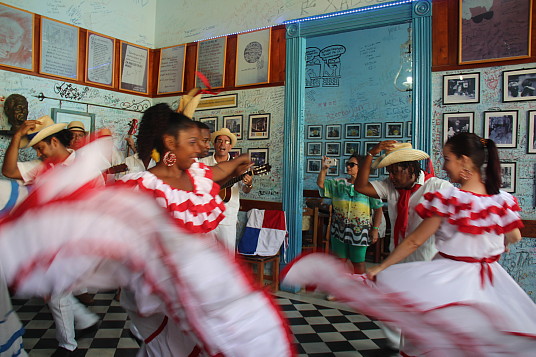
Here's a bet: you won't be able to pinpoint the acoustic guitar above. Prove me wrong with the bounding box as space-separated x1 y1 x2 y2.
219 164 271 203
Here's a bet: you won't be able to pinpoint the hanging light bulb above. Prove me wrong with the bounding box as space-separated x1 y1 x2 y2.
394 26 412 92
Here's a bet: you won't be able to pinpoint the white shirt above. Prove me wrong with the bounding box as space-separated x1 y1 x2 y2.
17 149 77 185
371 171 452 262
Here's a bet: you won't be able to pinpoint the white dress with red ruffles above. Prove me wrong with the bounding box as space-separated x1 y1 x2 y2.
118 162 225 234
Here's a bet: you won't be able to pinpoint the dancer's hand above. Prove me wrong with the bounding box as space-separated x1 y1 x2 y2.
366 265 383 281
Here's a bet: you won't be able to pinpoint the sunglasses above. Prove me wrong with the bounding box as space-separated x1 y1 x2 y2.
345 162 358 168
471 11 493 24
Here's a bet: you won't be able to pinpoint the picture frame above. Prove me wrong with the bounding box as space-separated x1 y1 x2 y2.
326 124 341 140
223 115 243 140
306 158 321 173
499 163 516 193
199 117 218 133
325 142 341 157
327 164 339 176
198 94 237 111
0 3 34 71
307 142 322 156
385 122 404 138
86 31 115 87
248 113 270 140
528 111 536 154
406 121 412 137
369 168 380 178
443 112 474 143
307 125 323 139
51 108 95 133
344 141 360 156
120 41 149 94
365 123 382 138
157 44 186 94
236 28 271 86
196 36 226 88
248 148 269 166
365 141 379 154
443 73 480 104
40 17 79 80
483 110 517 148
229 148 242 160
345 123 361 139
502 68 536 102
459 0 531 64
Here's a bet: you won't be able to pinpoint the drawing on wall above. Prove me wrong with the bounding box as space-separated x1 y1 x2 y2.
236 29 270 86
503 68 536 102
483 110 517 148
443 73 480 104
443 112 474 143
223 115 243 139
305 45 346 88
0 4 33 71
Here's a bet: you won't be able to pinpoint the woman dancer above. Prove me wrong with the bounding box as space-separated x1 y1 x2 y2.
284 133 536 356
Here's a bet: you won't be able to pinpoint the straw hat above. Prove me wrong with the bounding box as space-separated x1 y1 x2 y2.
371 142 429 169
210 128 237 147
177 88 202 119
19 116 67 148
67 120 86 132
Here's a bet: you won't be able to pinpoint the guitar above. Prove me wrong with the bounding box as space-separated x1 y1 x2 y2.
104 119 139 175
219 164 271 203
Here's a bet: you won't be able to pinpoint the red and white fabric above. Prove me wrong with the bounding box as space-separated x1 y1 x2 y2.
238 209 287 257
283 187 536 356
117 162 226 234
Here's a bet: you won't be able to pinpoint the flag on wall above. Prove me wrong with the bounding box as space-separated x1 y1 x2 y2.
238 209 287 256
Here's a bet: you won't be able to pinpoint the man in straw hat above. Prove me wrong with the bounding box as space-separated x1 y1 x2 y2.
354 140 451 350
2 116 101 356
67 120 88 150
200 127 253 252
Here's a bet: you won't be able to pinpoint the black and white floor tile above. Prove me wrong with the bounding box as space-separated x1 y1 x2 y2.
11 290 397 356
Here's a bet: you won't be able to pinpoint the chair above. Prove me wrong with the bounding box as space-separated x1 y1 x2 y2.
237 209 287 292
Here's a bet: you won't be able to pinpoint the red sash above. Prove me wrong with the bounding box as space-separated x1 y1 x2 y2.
439 252 501 288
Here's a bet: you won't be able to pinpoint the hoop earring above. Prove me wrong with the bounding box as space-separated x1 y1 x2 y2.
162 151 177 167
460 167 473 181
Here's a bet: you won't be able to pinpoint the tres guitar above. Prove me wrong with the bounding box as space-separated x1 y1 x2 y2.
219 164 271 203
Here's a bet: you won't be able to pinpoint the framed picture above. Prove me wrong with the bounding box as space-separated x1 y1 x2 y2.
528 111 536 154
120 41 149 94
325 142 341 157
198 94 237 111
365 141 379 154
443 112 474 142
40 17 79 80
199 117 218 132
229 148 242 160
326 124 341 139
406 121 412 137
307 142 322 156
51 108 95 133
483 111 517 148
248 113 270 139
381 167 388 176
459 0 531 64
344 142 360 156
196 37 226 88
327 165 339 176
306 159 321 173
157 44 186 94
248 148 269 166
365 123 382 138
443 73 480 104
236 28 270 86
500 163 516 193
345 124 361 139
385 122 404 138
369 168 380 178
0 3 34 71
223 115 243 139
86 31 115 87
307 125 323 139
502 68 536 102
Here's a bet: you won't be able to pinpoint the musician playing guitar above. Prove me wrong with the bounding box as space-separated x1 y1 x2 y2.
200 128 252 253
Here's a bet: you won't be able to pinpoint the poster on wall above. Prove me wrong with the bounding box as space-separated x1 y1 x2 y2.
120 41 149 94
459 0 531 64
0 3 34 71
236 28 270 86
158 44 186 94
86 32 115 87
40 17 79 80
196 37 226 88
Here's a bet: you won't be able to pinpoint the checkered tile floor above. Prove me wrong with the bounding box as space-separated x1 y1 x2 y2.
11 290 397 356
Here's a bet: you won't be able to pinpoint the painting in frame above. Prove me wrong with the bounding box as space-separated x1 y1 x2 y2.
307 142 322 156
236 28 270 86
306 158 321 173
157 44 186 94
40 17 79 80
385 122 404 138
443 112 474 143
196 36 226 88
406 121 412 137
199 117 217 133
365 141 379 154
327 164 339 176
528 111 536 154
223 115 243 140
443 73 480 104
248 148 269 166
503 68 536 102
229 148 242 160
248 113 270 140
325 142 341 157
326 124 341 140
483 110 517 148
345 123 361 139
0 3 34 71
459 0 532 64
120 41 149 94
307 125 322 139
344 142 360 156
499 162 516 193
365 123 381 138
86 31 115 87
51 108 95 133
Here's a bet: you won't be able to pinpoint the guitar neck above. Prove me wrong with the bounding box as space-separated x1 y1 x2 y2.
220 171 250 190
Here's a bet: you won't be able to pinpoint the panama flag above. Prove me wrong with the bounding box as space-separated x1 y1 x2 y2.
238 209 287 256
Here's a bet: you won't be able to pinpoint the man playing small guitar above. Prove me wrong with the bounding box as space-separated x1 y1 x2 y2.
200 128 252 253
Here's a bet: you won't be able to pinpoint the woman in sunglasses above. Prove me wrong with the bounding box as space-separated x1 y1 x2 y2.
317 154 383 274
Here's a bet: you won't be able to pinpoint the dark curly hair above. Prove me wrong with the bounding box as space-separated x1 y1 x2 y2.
41 129 73 148
387 161 422 178
136 103 196 163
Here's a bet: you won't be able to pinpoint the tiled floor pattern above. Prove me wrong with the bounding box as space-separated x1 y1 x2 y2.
12 290 397 357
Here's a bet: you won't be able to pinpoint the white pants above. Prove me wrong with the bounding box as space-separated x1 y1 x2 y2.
48 294 99 351
212 223 237 253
